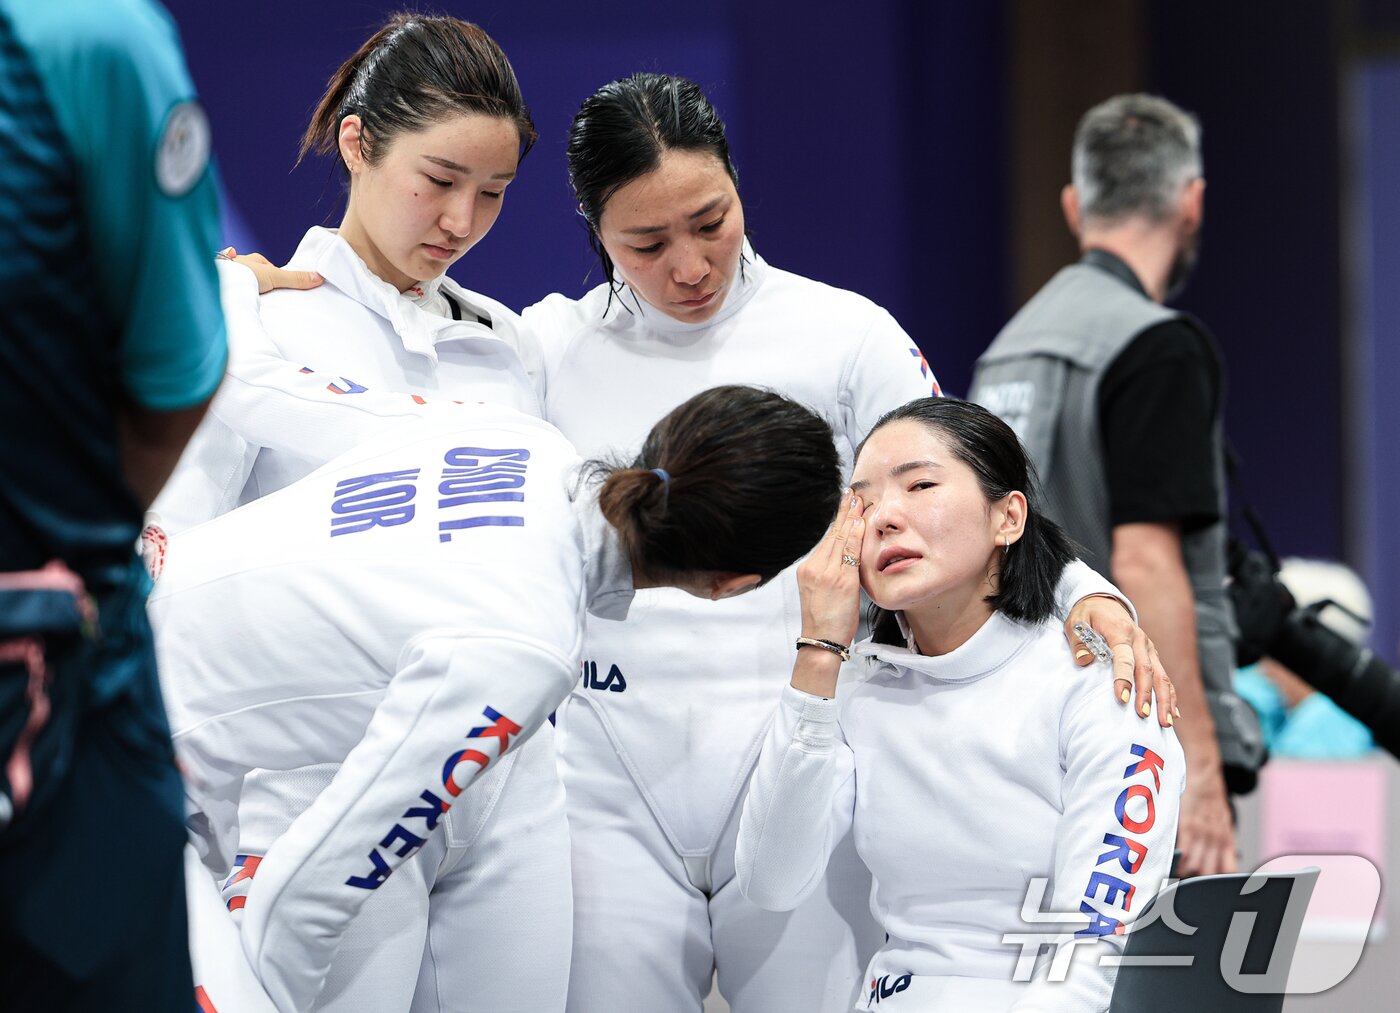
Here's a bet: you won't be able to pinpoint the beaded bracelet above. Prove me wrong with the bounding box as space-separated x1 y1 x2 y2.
795 636 851 663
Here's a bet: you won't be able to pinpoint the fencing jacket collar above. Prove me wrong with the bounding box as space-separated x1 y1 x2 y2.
853 610 1032 684
576 489 635 621
609 239 767 335
289 227 501 366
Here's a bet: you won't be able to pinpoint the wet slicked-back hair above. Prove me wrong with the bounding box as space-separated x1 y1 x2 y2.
567 72 738 286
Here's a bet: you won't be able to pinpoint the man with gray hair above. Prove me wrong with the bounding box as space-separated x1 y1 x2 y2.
970 93 1264 877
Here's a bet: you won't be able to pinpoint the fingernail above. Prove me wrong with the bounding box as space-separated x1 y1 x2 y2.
1119 687 1130 704
1165 713 1174 726
850 495 859 509
1140 702 1151 717
1173 706 1182 718
1075 649 1090 661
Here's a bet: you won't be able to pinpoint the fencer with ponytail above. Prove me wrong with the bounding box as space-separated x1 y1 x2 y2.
594 385 842 584
298 13 536 174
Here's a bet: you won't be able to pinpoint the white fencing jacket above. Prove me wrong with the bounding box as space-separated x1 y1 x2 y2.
524 246 944 857
154 227 543 532
736 611 1185 1012
148 406 632 1012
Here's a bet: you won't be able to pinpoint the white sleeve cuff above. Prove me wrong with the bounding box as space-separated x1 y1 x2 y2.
781 684 840 749
1056 558 1137 623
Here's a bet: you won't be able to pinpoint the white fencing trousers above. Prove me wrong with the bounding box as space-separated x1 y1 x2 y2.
558 698 880 1013
223 725 571 1013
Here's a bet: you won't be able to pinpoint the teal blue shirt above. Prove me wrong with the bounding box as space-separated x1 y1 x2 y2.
1234 664 1374 759
0 0 225 580
3 0 226 409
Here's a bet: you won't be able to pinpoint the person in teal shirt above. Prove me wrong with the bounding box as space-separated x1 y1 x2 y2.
0 1 226 1007
1234 557 1375 759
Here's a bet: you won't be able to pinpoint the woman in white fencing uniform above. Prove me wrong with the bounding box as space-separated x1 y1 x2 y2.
525 73 1171 1013
737 398 1182 1011
147 16 560 1012
155 13 543 531
152 386 843 1013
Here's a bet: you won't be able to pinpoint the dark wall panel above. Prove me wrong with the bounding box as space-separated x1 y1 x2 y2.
1147 0 1344 561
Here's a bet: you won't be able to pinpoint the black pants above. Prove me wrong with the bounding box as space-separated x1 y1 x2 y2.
0 647 193 1011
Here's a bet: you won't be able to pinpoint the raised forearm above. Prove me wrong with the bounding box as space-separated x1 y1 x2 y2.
790 647 844 699
1110 523 1220 772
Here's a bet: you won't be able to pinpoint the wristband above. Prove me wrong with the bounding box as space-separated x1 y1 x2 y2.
795 637 851 663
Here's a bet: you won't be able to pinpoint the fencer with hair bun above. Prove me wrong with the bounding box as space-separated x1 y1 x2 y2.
153 386 842 1012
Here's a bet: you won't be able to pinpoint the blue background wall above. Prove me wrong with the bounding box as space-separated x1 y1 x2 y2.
163 0 1392 659
1352 59 1400 666
163 0 1009 396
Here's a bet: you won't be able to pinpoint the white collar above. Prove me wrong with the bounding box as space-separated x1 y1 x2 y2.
853 611 1033 683
605 238 767 335
401 275 448 311
572 482 636 621
288 227 500 366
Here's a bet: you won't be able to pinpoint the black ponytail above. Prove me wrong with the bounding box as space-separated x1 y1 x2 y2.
299 13 536 174
595 385 840 583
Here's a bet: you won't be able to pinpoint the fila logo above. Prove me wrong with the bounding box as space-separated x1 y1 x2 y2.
867 973 912 1004
580 660 626 693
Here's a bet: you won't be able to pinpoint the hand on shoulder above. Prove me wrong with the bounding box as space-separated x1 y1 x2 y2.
219 248 322 295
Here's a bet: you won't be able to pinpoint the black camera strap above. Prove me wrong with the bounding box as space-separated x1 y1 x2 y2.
1224 440 1282 573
